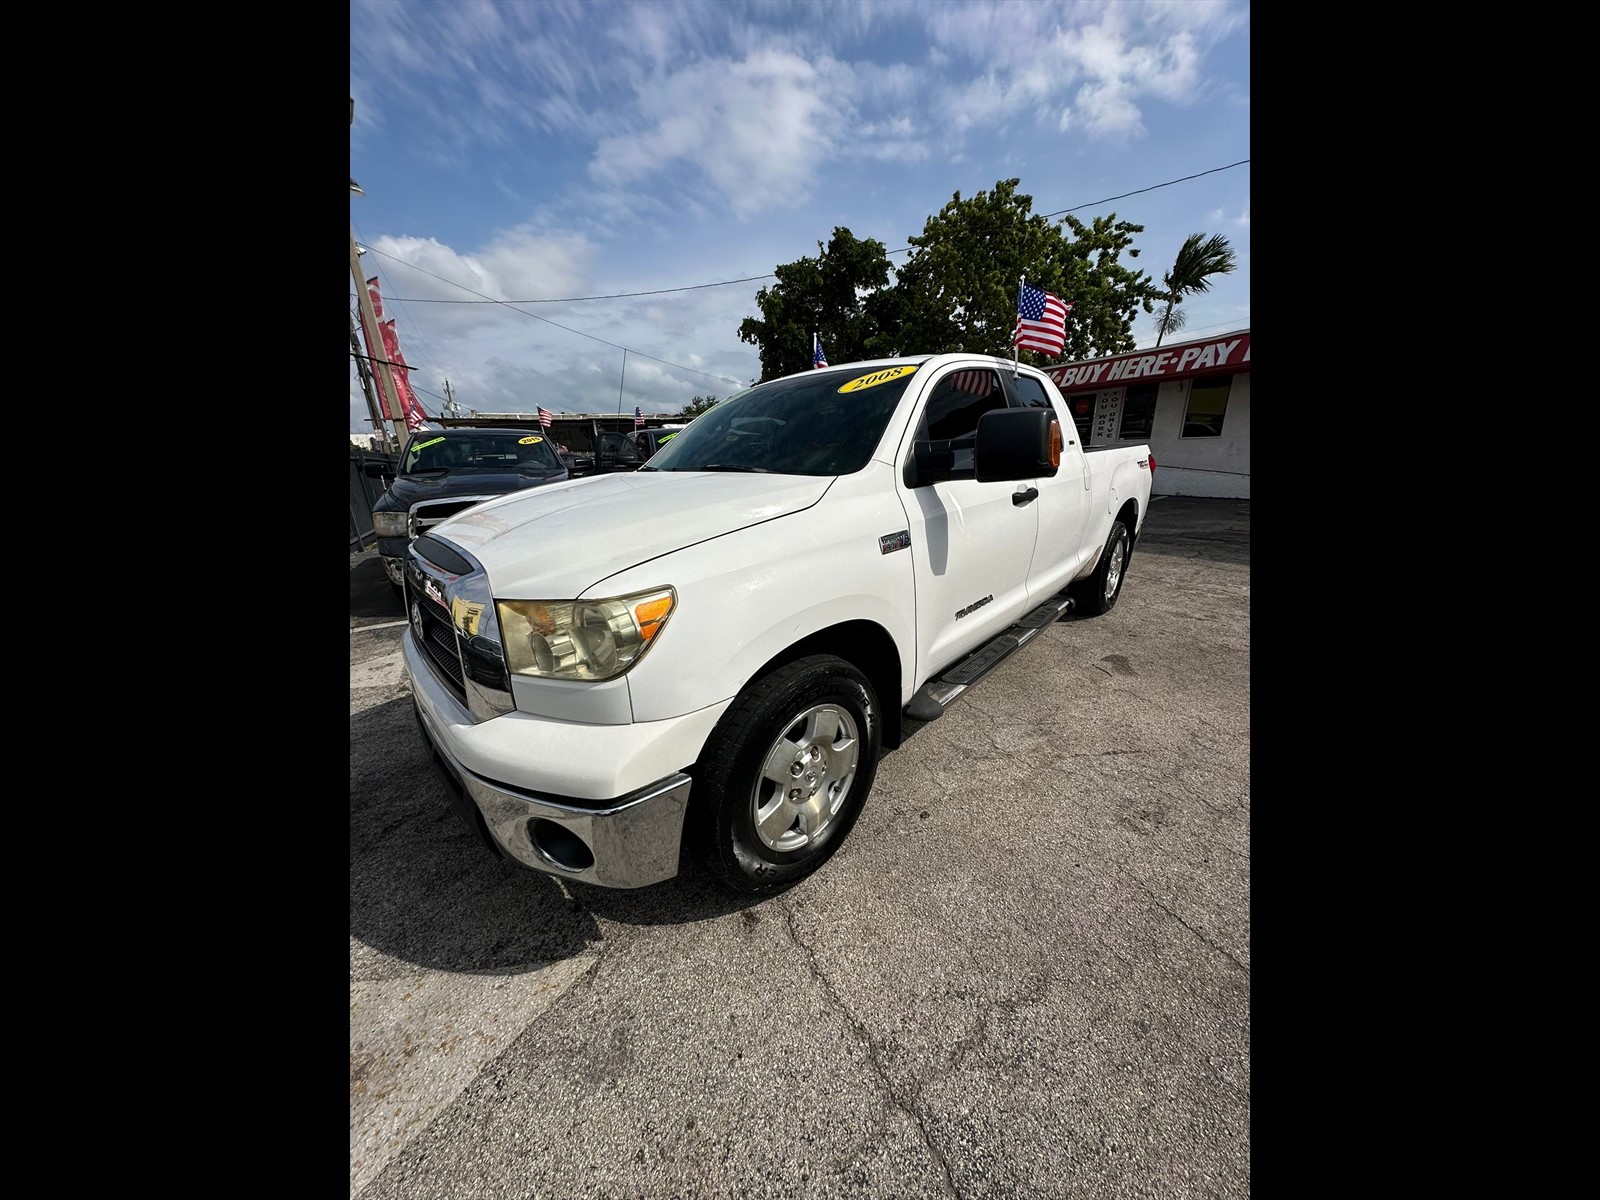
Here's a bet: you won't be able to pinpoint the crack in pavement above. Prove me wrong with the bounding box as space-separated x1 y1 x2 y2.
1116 865 1250 977
781 901 961 1199
934 970 1052 1082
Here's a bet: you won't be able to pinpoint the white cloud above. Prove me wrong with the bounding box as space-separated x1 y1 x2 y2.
589 49 841 218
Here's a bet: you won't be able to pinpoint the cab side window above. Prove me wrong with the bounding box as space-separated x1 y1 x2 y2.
1010 374 1073 441
916 369 1007 472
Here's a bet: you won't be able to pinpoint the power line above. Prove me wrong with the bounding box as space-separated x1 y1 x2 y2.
1038 159 1249 220
355 221 448 382
358 244 745 385
367 158 1249 307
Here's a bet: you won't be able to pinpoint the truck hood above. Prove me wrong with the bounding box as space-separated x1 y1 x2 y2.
428 470 834 598
381 469 566 510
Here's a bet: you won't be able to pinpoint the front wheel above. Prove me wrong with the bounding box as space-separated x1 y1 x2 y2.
691 655 881 894
1071 519 1132 616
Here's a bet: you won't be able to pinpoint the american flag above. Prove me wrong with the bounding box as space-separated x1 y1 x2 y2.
947 369 994 397
537 406 554 429
814 336 827 369
634 405 644 428
1013 284 1072 357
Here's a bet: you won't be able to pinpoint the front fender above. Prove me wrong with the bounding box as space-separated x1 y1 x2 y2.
593 467 918 723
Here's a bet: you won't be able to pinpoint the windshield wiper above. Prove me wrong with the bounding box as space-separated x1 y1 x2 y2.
697 464 772 473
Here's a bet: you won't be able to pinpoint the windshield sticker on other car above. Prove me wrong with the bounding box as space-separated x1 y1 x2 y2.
838 365 918 394
518 436 544 444
659 433 677 444
413 436 446 451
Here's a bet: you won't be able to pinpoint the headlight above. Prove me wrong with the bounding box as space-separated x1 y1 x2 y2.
497 587 676 682
373 511 408 537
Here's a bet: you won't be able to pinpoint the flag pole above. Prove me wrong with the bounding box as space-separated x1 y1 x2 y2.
1013 276 1023 376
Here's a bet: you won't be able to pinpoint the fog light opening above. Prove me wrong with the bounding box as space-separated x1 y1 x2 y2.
528 819 595 872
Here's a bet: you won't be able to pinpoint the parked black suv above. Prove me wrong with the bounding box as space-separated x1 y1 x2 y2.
365 428 569 596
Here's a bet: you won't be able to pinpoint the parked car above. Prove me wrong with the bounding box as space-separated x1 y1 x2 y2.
398 355 1154 893
366 427 569 597
634 424 687 460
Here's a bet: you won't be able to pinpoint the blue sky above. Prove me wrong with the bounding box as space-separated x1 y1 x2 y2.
349 0 1249 435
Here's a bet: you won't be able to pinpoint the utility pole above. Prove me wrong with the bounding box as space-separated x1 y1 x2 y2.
349 311 387 447
350 228 409 450
444 379 456 423
351 97 409 450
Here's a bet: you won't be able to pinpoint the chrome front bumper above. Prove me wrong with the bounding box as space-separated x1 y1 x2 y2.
412 695 691 889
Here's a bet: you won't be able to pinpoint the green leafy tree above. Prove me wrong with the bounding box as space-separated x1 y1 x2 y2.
891 178 1155 365
737 228 896 379
1152 232 1237 347
678 394 720 419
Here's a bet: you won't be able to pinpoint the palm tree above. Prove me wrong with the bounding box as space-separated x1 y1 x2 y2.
1153 233 1238 347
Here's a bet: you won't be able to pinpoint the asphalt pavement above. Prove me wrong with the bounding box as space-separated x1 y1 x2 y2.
349 494 1251 1199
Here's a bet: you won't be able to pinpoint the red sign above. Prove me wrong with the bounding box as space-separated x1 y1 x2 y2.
1047 330 1250 393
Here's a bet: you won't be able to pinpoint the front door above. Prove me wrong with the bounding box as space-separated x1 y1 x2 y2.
896 366 1039 680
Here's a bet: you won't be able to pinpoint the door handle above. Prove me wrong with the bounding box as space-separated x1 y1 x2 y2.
1012 487 1039 506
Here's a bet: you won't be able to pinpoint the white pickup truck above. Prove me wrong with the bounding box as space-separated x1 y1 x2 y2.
401 354 1154 893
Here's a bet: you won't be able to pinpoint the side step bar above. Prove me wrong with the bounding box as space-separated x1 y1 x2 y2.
904 592 1075 721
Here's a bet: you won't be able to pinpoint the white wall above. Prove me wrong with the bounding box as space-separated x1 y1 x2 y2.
1080 373 1250 499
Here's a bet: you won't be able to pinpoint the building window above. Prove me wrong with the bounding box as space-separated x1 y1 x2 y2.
1118 382 1157 440
1064 392 1094 443
1183 374 1233 438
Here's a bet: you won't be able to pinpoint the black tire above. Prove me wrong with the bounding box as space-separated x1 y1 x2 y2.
691 655 881 894
1071 519 1133 616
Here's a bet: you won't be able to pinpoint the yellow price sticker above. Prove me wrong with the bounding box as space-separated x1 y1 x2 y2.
838 365 918 394
517 436 544 444
413 436 446 451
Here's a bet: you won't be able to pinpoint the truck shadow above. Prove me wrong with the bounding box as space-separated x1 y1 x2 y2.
351 699 757 962
351 698 604 973
350 553 405 622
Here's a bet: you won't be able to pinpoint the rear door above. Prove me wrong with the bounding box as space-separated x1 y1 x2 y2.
895 365 1038 679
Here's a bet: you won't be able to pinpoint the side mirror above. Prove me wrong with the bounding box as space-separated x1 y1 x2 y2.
973 408 1061 482
362 461 393 479
908 439 957 486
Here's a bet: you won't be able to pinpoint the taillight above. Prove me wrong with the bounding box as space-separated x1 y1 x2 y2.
1148 453 1156 476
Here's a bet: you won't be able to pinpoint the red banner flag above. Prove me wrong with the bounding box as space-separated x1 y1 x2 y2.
367 277 429 432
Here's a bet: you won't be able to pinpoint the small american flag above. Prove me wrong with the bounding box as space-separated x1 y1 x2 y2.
537 406 554 429
634 405 644 428
814 336 827 369
1013 284 1072 357
947 369 994 397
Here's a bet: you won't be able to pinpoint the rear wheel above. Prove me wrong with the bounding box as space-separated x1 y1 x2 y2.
1071 519 1132 616
691 655 880 894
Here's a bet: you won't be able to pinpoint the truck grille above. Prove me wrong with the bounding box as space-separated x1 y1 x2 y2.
409 581 468 705
409 496 496 539
405 536 516 722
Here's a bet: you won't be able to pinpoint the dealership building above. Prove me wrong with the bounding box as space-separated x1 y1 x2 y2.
1044 328 1250 499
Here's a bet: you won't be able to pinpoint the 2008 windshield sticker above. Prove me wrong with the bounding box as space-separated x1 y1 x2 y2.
517 436 544 444
838 365 917 394
413 436 445 451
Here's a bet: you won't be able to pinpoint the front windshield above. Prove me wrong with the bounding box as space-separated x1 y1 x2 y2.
646 365 922 475
401 431 563 475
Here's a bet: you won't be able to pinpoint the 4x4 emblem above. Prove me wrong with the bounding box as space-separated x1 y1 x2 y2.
424 579 444 605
